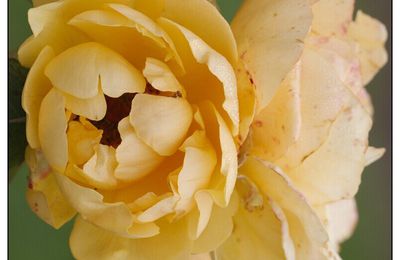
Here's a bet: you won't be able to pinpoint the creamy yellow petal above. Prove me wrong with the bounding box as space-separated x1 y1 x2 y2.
115 117 164 182
175 131 217 213
130 94 193 156
348 11 388 84
18 23 88 68
28 2 63 37
289 94 371 205
38 89 68 172
55 173 134 236
132 0 164 19
250 62 301 161
67 119 102 166
235 60 256 145
216 188 293 260
365 146 385 167
163 19 239 135
240 157 328 259
192 191 213 238
191 192 238 254
22 46 55 149
70 216 191 260
143 57 186 96
137 195 179 223
198 102 238 207
25 148 76 229
62 87 107 121
81 144 119 190
276 48 350 169
325 199 358 251
45 42 146 99
231 0 312 110
162 0 237 65
107 3 184 72
311 0 355 36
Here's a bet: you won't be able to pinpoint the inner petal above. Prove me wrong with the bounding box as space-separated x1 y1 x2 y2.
129 94 193 156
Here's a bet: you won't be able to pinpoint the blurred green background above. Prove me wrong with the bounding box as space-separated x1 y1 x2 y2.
9 0 391 259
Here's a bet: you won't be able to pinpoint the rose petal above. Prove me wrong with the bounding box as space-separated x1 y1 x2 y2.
70 216 191 260
38 89 68 172
81 144 119 190
161 19 239 135
18 23 88 67
216 189 294 260
275 47 350 169
55 173 136 236
348 11 388 84
129 94 193 156
240 157 328 258
175 131 217 213
137 195 179 223
365 146 385 166
162 0 237 65
22 46 55 149
289 93 371 205
311 0 355 36
231 0 312 110
45 42 146 98
115 117 164 182
191 192 238 254
250 62 301 161
28 2 63 37
62 87 107 121
143 57 186 96
67 118 102 166
25 148 76 229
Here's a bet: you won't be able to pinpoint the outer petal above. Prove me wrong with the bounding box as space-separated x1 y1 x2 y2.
115 117 164 182
28 2 63 37
240 157 329 259
231 0 312 110
289 93 371 205
348 11 388 84
162 0 237 65
38 89 68 172
250 62 301 161
311 0 355 36
129 94 193 156
25 148 76 229
217 181 294 260
365 146 385 167
55 173 134 236
70 216 191 260
22 46 55 149
45 42 146 98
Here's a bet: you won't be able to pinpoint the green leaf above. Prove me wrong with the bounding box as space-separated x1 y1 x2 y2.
9 58 29 181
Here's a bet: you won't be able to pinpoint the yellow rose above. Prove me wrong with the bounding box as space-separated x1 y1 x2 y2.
216 0 387 259
20 0 387 259
22 0 241 258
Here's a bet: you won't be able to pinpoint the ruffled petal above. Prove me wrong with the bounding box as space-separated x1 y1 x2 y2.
70 216 191 260
22 46 55 149
25 148 76 229
231 0 312 110
38 89 68 172
28 2 63 37
240 157 329 259
67 118 102 166
45 42 146 98
129 94 193 156
162 0 237 65
115 117 164 182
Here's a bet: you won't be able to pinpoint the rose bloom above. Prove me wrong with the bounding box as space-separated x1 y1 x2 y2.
20 0 387 259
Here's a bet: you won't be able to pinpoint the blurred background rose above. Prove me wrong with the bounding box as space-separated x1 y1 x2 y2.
9 0 391 259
